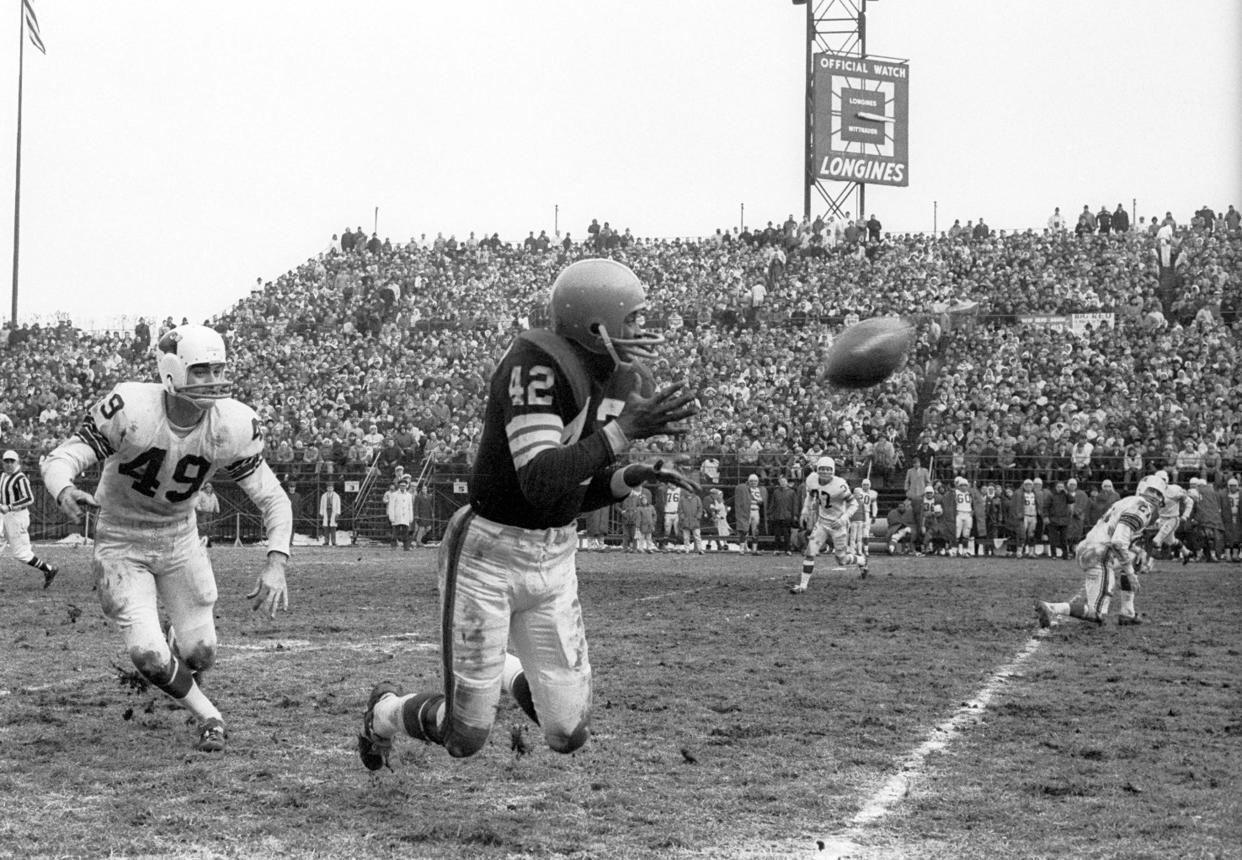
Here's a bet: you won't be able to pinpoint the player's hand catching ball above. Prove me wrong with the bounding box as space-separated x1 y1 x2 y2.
248 552 290 620
56 486 100 524
614 380 699 439
623 459 703 496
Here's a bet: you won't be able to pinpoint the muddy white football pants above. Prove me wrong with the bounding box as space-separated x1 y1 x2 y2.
436 506 590 756
93 516 219 676
1152 516 1180 546
807 519 855 564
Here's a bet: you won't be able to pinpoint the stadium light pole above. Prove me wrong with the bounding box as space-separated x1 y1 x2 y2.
797 0 812 220
10 2 28 327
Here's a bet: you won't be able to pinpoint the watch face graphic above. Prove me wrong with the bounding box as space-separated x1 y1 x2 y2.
832 80 895 158
813 53 909 186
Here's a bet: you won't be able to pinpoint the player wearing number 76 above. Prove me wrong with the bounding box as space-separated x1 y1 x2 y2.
41 324 292 753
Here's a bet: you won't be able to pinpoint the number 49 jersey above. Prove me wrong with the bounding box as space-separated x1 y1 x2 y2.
70 382 265 524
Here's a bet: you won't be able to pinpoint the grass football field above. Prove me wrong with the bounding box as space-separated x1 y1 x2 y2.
1 542 1239 859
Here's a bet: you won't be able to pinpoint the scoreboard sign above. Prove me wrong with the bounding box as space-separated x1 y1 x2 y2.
813 53 910 187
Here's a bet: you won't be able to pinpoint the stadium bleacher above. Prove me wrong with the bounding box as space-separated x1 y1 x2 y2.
2 212 1238 547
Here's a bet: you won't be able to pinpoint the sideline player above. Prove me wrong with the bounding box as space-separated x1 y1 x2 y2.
951 476 974 557
0 449 59 587
41 324 292 752
1035 473 1165 628
357 258 699 769
1016 478 1039 558
791 456 863 593
848 477 877 568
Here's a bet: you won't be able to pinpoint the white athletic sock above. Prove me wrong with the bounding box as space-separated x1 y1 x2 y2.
371 693 415 739
1116 591 1136 617
1048 601 1071 616
179 683 222 723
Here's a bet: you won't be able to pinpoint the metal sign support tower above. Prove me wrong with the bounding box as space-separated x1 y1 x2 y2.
796 0 870 222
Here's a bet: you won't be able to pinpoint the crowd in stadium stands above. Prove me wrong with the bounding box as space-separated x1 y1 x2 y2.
2 204 1239 521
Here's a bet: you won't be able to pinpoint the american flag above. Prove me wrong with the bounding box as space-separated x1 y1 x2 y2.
23 0 47 55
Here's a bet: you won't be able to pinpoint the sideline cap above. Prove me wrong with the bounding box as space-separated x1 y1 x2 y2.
2 450 18 462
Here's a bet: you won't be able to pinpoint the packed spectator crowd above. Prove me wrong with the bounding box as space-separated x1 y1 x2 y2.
2 203 1239 507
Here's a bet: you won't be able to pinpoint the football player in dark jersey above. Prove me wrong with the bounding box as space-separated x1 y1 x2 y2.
358 258 700 769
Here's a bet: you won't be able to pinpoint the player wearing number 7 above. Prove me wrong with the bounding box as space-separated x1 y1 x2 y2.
41 324 292 753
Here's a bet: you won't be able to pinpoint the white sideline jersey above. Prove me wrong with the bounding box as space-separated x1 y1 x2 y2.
805 473 856 526
954 488 973 513
41 382 292 555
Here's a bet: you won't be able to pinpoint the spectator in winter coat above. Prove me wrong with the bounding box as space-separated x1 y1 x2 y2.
678 489 705 554
1047 480 1072 560
1189 478 1224 562
767 476 799 555
1222 478 1241 562
386 477 414 550
734 474 768 555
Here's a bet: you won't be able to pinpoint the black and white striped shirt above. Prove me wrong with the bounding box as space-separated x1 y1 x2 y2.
0 468 35 512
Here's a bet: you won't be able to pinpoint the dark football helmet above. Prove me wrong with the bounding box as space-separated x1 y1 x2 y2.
549 259 663 366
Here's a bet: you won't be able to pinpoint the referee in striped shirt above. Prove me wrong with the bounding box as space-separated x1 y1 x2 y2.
1 449 58 588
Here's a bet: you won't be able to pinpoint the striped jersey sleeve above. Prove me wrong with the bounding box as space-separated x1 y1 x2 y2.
222 452 264 482
75 414 117 461
0 472 35 508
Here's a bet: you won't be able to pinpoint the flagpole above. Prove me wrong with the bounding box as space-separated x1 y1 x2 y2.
11 0 25 326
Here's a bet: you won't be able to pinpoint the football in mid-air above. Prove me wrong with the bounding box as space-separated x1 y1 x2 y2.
822 316 914 389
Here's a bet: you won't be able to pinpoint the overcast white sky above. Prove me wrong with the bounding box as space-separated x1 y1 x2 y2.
1 0 1239 329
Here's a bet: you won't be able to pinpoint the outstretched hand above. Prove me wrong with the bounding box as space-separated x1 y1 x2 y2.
247 553 289 620
57 486 99 524
613 380 699 440
624 459 703 496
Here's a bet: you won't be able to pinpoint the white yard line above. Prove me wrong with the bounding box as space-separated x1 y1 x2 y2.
637 586 715 602
813 633 1047 858
730 631 1047 859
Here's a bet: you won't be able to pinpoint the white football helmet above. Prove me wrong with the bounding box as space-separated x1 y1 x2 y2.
1136 473 1167 507
157 324 231 407
549 259 663 367
816 456 835 482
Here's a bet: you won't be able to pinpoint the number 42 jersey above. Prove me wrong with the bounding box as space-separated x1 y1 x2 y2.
43 382 289 550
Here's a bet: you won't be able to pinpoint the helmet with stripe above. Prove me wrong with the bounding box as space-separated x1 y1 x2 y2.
157 324 232 407
549 259 663 367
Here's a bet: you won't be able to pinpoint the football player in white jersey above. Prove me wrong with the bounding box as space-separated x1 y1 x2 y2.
41 325 293 753
791 456 863 593
1149 470 1193 564
951 476 974 557
1035 473 1165 628
848 478 877 567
